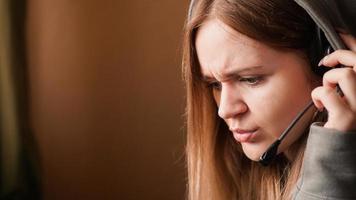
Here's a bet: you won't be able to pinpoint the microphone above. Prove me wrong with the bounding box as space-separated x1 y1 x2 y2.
259 28 340 166
259 101 315 166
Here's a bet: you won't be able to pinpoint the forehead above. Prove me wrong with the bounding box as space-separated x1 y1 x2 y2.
196 19 261 49
195 19 272 79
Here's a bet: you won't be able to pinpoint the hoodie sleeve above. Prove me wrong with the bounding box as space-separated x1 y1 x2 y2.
293 122 356 200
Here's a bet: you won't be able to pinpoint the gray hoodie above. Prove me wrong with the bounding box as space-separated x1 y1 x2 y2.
292 1 356 199
293 123 356 199
295 0 356 49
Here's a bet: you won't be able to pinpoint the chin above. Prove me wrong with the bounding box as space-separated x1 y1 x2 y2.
242 146 263 161
244 153 261 161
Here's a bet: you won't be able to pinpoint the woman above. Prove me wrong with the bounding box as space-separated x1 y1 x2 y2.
182 0 356 199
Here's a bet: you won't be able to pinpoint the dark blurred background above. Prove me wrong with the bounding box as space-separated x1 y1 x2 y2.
17 0 187 199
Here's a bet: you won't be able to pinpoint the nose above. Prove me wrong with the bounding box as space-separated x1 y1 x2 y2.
217 84 248 120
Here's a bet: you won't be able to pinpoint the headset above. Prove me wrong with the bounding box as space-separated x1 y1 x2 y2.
187 0 344 166
259 26 340 166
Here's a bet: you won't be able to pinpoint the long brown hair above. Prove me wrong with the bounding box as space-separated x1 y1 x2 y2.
182 0 318 199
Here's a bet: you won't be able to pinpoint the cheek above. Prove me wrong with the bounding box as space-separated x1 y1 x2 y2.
248 72 312 137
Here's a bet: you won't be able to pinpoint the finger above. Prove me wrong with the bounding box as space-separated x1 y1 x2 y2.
323 68 356 110
311 86 350 117
311 86 324 111
339 33 356 52
320 50 356 68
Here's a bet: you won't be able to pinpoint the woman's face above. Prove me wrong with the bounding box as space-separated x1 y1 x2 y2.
195 19 318 161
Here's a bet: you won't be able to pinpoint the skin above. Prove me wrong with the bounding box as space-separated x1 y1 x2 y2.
313 33 356 131
195 19 356 161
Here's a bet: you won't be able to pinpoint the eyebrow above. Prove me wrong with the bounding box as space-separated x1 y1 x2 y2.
201 66 264 82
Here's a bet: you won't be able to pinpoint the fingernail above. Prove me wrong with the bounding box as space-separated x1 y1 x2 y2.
318 56 329 66
318 59 323 66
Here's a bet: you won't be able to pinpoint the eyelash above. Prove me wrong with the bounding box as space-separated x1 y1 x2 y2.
207 76 263 91
239 76 263 85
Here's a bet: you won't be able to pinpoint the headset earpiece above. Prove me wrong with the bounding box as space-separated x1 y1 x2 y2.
309 26 334 76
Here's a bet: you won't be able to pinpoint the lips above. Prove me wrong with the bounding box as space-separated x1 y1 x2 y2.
230 128 258 143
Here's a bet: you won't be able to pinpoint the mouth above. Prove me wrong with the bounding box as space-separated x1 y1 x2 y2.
230 128 258 143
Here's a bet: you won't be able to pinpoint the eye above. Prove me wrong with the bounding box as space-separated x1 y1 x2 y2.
207 81 222 91
239 76 263 86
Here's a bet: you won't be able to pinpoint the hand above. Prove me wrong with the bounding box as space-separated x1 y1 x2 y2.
311 33 356 131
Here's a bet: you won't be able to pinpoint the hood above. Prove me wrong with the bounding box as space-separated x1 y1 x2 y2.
294 0 356 50
187 0 356 50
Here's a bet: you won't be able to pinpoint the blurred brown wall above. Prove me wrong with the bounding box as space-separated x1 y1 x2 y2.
26 0 188 199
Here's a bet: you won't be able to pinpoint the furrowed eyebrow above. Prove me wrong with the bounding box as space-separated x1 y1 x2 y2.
201 66 264 82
